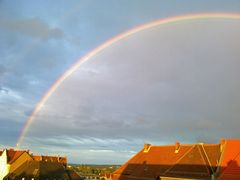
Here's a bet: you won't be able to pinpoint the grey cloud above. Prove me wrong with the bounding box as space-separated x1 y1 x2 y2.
23 19 240 163
0 117 22 146
23 136 141 163
24 136 136 150
0 64 7 76
0 17 64 40
1 0 240 164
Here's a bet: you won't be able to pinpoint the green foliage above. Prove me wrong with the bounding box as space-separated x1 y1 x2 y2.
67 164 119 176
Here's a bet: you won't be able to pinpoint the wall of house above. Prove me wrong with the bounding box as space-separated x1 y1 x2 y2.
0 150 10 180
37 155 67 167
9 152 32 173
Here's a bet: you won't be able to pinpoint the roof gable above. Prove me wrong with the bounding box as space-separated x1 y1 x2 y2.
164 144 217 178
7 149 27 164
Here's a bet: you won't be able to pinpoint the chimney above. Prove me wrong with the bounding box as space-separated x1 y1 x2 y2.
220 138 226 152
175 141 180 153
144 144 151 153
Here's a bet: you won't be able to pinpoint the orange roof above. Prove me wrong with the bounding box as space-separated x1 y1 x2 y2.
7 149 29 164
6 160 70 179
67 169 82 180
32 155 67 167
113 142 221 180
2 149 67 167
32 155 42 161
218 140 240 180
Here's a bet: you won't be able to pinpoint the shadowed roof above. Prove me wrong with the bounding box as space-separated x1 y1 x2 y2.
5 160 70 179
6 149 30 164
113 143 221 179
218 140 240 180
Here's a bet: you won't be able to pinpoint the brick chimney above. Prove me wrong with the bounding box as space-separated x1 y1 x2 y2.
220 138 226 152
175 141 180 153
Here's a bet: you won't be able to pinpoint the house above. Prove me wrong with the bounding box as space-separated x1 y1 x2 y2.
112 139 240 180
4 160 70 180
0 149 80 180
0 149 32 180
32 155 67 167
67 169 84 180
99 173 113 180
217 140 240 180
0 150 9 180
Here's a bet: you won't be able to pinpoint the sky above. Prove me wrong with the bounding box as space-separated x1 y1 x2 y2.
1 0 240 164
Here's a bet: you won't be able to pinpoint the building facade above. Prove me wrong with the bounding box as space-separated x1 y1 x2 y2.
0 149 72 180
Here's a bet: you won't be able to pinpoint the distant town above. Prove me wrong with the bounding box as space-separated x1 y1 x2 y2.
0 139 240 180
0 148 117 180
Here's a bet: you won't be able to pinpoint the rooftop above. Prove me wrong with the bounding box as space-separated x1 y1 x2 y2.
113 140 240 180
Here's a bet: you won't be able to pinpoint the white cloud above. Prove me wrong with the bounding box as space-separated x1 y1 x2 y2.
0 87 22 100
89 149 114 153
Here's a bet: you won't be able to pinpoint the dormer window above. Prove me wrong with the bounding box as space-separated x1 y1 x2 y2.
144 144 151 153
175 141 180 153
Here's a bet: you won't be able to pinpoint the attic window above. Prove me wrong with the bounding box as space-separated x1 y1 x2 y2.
144 144 151 153
175 141 180 153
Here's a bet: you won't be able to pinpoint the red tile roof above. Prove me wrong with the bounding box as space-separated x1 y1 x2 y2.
32 155 67 167
67 169 82 180
0 149 67 167
6 149 29 164
113 142 221 180
218 140 240 180
5 160 70 179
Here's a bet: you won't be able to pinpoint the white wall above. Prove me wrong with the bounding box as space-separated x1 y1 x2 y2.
0 150 10 180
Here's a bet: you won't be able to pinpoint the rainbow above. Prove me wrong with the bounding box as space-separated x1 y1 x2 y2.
16 13 240 147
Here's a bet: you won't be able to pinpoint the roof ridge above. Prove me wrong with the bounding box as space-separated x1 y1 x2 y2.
8 150 33 164
162 144 195 175
201 144 215 173
151 144 197 147
197 144 213 175
150 143 220 148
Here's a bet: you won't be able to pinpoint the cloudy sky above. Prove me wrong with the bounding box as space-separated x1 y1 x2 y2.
1 0 240 164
